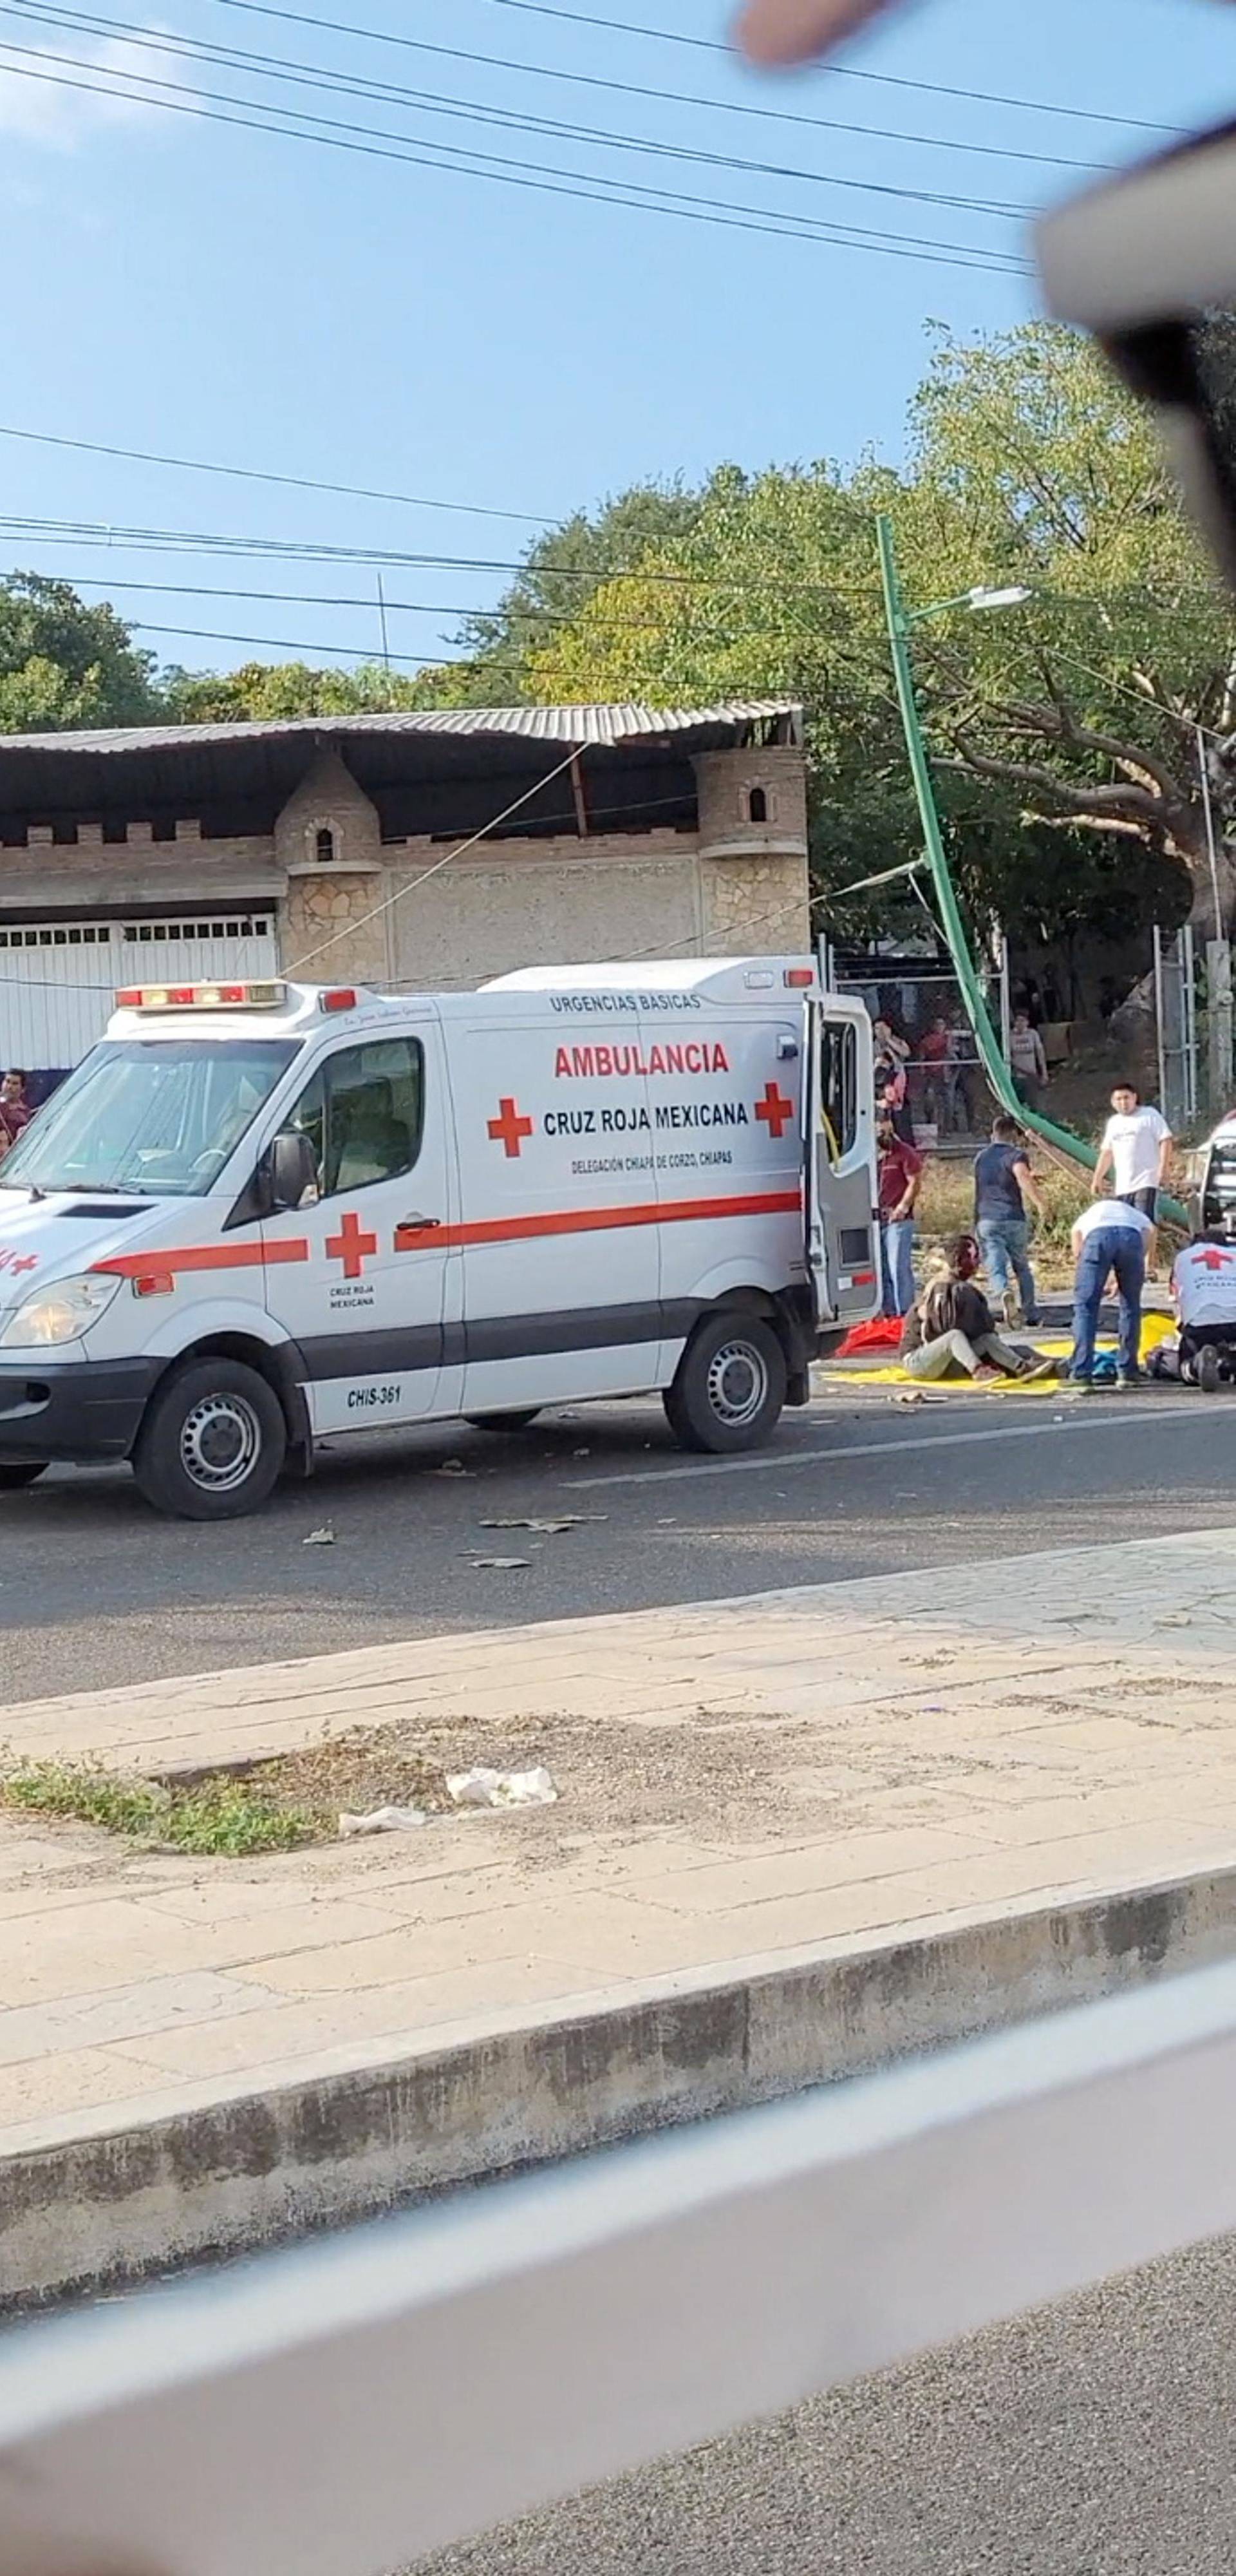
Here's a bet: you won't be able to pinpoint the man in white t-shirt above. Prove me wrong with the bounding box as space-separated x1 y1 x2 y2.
1093 1083 1173 1220
1069 1197 1154 1389
1170 1229 1236 1390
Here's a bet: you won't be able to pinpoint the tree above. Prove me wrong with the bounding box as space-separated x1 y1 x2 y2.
456 482 704 699
893 322 1236 940
0 573 160 731
162 658 471 723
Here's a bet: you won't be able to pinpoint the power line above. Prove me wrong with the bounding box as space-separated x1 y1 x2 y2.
194 0 1116 175
471 0 1184 137
0 3 1038 224
0 46 1031 276
0 509 890 594
0 421 554 531
27 571 890 652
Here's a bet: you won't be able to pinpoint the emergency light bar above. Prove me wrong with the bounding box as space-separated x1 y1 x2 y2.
115 981 287 1012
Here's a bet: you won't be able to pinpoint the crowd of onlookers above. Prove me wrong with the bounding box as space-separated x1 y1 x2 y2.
874 1069 1236 1393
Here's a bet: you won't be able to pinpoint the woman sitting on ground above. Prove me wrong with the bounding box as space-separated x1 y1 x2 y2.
901 1236 1046 1382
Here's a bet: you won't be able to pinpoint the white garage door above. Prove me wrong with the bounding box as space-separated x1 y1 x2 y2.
0 912 279 1072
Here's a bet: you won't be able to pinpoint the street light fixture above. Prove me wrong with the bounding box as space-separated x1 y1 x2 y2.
904 581 1034 625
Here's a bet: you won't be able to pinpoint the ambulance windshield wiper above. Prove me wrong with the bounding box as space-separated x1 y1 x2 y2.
0 1179 46 1200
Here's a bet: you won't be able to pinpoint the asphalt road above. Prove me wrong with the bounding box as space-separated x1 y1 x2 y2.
1 1379 1233 1702
422 2239 1236 2576
12 1381 1235 2564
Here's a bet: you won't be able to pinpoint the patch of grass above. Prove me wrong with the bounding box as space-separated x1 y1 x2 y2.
0 1759 321 1855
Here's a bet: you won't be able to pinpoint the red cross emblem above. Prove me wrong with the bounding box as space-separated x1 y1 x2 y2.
1195 1247 1236 1270
325 1209 378 1279
754 1081 796 1141
8 1254 37 1276
487 1096 534 1159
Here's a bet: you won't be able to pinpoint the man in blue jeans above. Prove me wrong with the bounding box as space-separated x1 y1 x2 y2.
1070 1198 1154 1389
973 1115 1044 1327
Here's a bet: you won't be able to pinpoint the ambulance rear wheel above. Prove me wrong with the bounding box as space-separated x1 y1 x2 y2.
133 1358 287 1520
664 1313 787 1454
0 1463 46 1491
464 1410 542 1433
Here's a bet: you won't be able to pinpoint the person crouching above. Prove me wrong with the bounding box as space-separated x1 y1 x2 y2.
1163 1226 1236 1392
900 1235 1043 1383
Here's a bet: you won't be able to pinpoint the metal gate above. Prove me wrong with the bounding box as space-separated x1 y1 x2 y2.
0 911 279 1075
1152 922 1198 1132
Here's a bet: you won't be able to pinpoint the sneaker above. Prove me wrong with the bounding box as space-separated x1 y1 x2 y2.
1071 1376 1096 1394
1002 1289 1022 1329
1197 1343 1222 1396
1116 1368 1144 1390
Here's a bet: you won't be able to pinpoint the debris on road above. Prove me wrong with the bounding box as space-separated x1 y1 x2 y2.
447 1765 559 1809
889 1390 946 1407
339 1804 428 1837
436 1458 475 1477
479 1514 608 1534
466 1554 532 1570
303 1526 335 1547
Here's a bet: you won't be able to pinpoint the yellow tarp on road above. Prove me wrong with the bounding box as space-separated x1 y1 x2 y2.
819 1312 1176 1397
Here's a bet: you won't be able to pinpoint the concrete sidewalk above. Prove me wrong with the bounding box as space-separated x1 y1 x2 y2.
3 1524 1236 2166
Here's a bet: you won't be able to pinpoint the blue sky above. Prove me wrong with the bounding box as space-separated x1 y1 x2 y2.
2 0 1236 683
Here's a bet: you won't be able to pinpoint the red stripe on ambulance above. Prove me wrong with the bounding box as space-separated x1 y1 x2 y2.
93 1239 311 1280
395 1189 801 1254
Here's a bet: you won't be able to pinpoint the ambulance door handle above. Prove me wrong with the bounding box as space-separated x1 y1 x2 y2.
400 1213 441 1230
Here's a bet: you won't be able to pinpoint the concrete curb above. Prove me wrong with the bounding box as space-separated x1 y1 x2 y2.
4 1858 1236 2313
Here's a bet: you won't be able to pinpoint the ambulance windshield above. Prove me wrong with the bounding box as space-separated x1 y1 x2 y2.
0 1037 300 1198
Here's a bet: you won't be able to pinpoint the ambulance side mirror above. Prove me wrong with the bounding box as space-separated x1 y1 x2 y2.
268 1129 319 1213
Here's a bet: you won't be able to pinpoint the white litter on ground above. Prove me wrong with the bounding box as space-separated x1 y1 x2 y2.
339 1804 428 1837
447 1765 559 1809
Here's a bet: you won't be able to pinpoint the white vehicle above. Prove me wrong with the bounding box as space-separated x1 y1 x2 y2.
0 960 877 1519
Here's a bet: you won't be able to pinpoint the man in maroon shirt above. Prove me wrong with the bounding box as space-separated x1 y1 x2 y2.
0 1071 30 1154
877 1112 923 1316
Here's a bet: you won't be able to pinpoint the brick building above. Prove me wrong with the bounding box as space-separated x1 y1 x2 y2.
0 699 809 1083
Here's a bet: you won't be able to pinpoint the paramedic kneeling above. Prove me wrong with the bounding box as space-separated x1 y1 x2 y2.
1172 1229 1236 1390
1069 1197 1153 1391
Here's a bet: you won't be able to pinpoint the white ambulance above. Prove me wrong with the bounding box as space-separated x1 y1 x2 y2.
0 959 878 1518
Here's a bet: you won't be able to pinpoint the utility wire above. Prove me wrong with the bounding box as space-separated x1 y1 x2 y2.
0 1 1047 220
0 509 891 594
0 45 1032 275
193 0 1116 174
471 0 1185 136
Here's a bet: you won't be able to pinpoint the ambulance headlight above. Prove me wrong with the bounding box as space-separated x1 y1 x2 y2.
0 1273 123 1347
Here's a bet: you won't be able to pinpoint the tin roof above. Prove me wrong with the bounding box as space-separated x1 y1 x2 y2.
0 699 801 758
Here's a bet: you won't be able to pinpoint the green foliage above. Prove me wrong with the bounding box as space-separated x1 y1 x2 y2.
0 573 160 731
0 1757 321 1853
162 657 466 723
458 480 704 699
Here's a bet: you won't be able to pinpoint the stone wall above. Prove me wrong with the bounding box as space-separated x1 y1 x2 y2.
699 850 812 957
385 831 702 990
284 871 391 988
0 746 813 985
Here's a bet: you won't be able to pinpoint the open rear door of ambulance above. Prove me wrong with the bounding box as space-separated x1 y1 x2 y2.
804 994 879 1334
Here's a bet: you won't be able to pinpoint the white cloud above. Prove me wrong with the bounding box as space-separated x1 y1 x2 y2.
0 32 175 148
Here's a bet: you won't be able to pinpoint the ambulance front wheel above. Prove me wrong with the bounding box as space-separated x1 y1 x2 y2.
664 1312 787 1454
132 1358 287 1520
